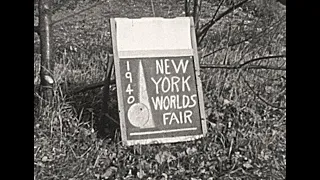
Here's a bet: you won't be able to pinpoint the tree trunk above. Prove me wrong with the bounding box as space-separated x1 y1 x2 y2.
192 0 202 43
39 0 54 103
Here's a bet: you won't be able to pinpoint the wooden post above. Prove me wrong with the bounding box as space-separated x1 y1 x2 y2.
39 0 54 103
98 54 116 138
193 0 201 35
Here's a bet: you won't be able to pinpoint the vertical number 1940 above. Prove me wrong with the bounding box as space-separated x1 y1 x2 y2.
125 61 135 104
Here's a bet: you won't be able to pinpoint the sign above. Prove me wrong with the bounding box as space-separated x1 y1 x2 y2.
110 17 207 146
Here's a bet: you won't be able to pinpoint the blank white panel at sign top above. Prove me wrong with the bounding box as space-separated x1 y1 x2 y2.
115 17 192 51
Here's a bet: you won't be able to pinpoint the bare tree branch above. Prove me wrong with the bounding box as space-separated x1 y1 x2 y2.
51 1 69 14
202 13 285 58
51 0 106 26
197 0 250 45
240 73 286 110
72 79 115 95
200 64 286 71
201 55 285 69
71 55 285 95
239 55 285 68
246 65 286 71
199 0 224 33
197 0 225 44
104 112 120 125
244 53 282 66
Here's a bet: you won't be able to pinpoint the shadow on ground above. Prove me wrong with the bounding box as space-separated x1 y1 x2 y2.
66 84 120 139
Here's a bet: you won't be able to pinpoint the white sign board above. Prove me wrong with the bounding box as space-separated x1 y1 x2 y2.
111 17 207 146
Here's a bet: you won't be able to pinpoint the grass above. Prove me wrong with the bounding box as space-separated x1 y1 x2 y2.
34 0 286 179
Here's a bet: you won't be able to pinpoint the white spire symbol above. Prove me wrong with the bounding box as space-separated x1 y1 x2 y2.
127 60 155 128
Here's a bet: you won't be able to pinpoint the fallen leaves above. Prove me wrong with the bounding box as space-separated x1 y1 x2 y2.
186 146 197 155
155 151 176 165
41 155 54 162
100 166 118 179
242 159 253 169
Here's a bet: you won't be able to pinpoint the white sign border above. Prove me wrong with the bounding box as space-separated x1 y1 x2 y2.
110 17 207 146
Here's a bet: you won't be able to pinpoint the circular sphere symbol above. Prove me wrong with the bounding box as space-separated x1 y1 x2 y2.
127 103 149 128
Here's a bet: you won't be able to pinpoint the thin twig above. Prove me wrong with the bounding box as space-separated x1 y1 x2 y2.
198 0 224 36
51 1 69 14
80 147 93 158
150 0 156 17
245 69 286 81
203 14 285 58
51 0 106 26
198 0 250 45
69 145 80 159
72 80 115 95
200 64 286 71
212 0 225 23
104 113 120 125
201 55 286 70
239 55 285 68
240 73 286 110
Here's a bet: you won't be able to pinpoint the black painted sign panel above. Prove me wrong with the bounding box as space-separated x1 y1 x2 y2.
119 56 203 140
